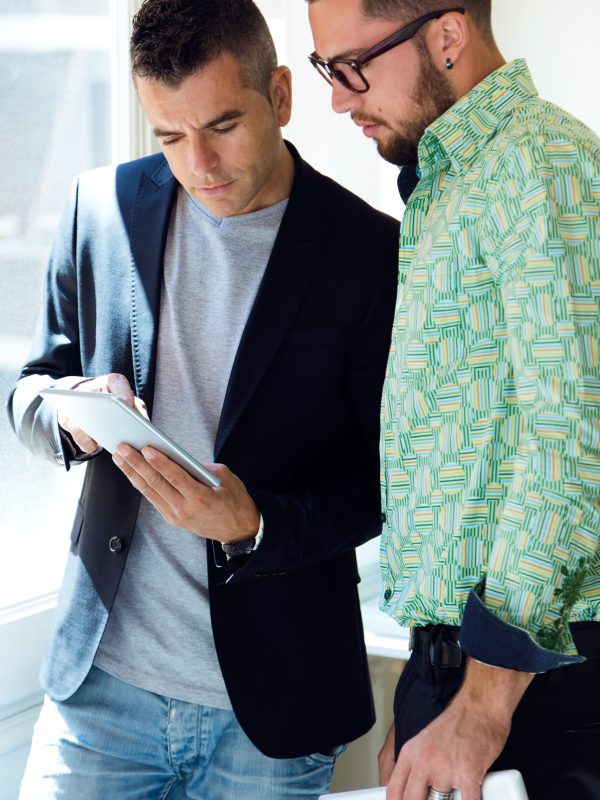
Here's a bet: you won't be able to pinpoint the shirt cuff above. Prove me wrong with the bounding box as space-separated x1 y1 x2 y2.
459 590 586 673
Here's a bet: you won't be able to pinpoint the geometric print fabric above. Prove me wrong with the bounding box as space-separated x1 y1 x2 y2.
380 59 600 656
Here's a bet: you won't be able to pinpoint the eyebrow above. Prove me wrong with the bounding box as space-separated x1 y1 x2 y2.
313 47 358 61
153 109 245 138
333 47 360 59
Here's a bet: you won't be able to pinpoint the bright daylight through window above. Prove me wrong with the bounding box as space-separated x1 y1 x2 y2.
0 0 112 610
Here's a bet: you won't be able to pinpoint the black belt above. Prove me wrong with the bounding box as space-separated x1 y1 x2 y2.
410 624 463 669
410 621 600 670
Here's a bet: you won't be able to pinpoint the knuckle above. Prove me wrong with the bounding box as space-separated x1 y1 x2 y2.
139 484 154 501
145 472 163 492
170 500 189 525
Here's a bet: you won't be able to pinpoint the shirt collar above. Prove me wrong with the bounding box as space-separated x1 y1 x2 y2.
418 59 538 174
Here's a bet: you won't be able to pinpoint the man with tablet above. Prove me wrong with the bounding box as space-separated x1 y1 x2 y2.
7 1 399 798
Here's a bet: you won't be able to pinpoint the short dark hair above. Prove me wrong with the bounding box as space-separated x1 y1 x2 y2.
130 0 278 97
307 0 494 44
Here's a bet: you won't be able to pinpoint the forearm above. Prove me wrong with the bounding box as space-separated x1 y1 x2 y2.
451 657 534 726
386 656 534 799
227 466 382 580
8 373 88 466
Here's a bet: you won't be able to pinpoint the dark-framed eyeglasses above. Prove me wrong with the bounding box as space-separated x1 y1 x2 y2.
308 7 465 94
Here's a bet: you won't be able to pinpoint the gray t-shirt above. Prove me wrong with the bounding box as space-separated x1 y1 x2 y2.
95 188 287 707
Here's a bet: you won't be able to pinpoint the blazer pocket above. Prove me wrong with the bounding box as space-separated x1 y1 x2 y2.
280 325 350 350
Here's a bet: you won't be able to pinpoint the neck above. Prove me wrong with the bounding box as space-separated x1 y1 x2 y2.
452 45 506 102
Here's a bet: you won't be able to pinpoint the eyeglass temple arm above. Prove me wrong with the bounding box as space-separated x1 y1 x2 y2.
356 7 466 66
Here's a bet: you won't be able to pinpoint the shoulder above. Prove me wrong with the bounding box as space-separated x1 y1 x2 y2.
308 159 398 234
70 154 174 226
490 97 600 182
282 144 400 283
286 150 399 291
75 152 171 194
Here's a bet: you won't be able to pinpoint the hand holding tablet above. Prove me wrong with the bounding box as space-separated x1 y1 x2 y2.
40 386 220 488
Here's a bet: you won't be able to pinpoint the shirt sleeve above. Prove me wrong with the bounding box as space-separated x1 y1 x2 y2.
462 130 600 671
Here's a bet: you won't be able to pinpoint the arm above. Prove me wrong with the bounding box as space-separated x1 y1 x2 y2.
459 133 600 671
7 179 88 467
379 722 397 786
386 659 533 800
7 177 144 466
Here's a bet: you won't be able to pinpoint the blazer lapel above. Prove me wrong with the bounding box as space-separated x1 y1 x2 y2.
214 144 328 458
127 157 177 410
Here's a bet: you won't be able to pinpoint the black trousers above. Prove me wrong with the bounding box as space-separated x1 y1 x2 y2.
393 623 600 800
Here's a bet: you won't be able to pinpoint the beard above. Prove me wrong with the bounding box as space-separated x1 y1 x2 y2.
356 46 456 167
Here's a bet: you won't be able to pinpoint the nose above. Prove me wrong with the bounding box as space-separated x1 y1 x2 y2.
331 79 361 115
189 137 218 177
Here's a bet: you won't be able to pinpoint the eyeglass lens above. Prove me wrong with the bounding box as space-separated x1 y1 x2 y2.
329 61 367 92
311 58 367 92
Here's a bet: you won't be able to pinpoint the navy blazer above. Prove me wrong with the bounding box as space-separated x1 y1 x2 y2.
8 142 399 758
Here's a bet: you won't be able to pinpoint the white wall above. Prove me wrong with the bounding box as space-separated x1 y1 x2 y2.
492 0 600 138
262 0 600 219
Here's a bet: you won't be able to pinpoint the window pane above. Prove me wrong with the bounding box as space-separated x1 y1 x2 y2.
0 0 112 609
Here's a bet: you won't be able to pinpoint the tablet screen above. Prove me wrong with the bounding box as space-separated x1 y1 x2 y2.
40 388 220 488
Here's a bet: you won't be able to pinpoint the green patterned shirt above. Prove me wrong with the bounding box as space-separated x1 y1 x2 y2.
380 59 600 663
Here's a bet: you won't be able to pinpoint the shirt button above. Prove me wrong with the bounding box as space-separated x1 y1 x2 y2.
384 588 392 602
108 536 123 553
54 452 64 465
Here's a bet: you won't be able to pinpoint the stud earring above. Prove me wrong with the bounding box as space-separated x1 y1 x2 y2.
445 58 454 70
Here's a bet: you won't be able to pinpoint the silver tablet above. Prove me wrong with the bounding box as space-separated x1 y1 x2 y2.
40 388 220 488
319 770 528 800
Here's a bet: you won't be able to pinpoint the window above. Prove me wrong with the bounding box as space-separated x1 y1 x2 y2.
0 2 139 788
0 0 112 611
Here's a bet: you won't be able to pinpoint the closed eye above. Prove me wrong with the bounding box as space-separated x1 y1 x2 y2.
212 123 238 135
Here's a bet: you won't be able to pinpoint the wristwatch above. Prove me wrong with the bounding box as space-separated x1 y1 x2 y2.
221 515 264 557
221 536 256 556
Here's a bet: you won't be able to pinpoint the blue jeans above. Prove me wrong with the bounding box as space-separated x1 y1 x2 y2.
19 666 343 799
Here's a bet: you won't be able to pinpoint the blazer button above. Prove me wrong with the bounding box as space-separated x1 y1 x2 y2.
108 536 123 553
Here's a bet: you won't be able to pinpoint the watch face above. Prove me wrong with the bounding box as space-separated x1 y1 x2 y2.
222 537 256 556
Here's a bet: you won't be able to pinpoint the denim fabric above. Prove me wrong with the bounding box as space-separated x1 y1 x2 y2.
19 666 342 800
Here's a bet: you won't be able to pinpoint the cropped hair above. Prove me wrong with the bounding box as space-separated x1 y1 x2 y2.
307 0 494 44
130 0 278 97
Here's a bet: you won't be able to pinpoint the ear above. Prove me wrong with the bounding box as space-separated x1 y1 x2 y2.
269 65 293 127
425 10 469 70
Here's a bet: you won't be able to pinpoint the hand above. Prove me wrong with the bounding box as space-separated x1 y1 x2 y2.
386 659 533 800
112 444 260 543
379 722 396 786
57 373 147 454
